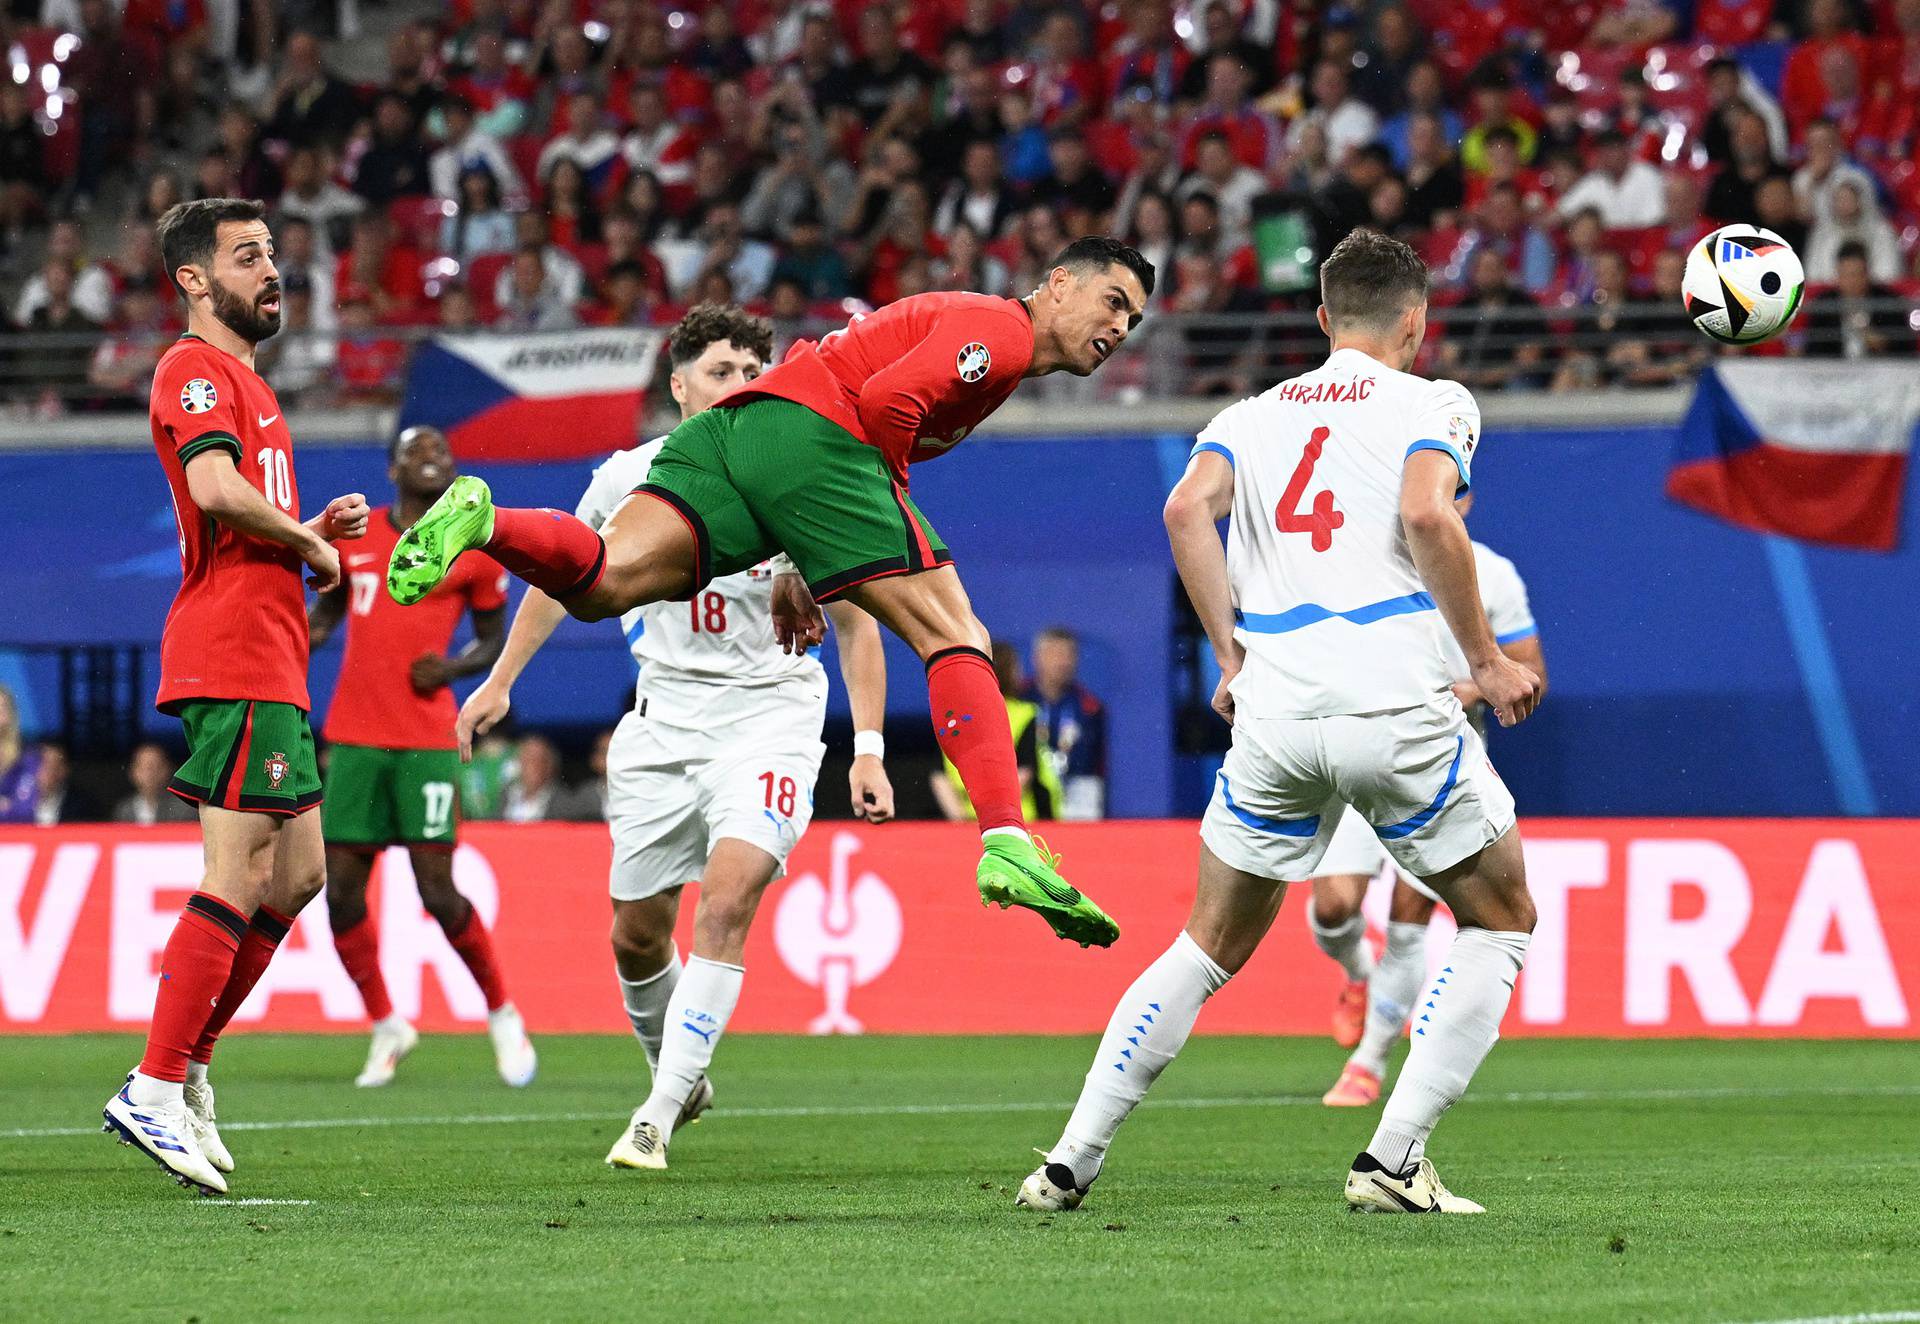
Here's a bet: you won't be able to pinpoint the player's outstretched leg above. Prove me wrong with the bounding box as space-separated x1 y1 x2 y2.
1326 881 1438 1107
1308 873 1375 1049
412 850 535 1087
848 570 1119 947
1345 832 1532 1215
1018 847 1282 1210
326 847 418 1087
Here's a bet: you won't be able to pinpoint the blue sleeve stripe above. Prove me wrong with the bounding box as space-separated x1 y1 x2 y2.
1495 624 1537 646
1406 439 1470 495
1190 440 1234 467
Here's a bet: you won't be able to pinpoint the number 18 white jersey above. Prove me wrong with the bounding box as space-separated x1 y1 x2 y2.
1193 347 1482 719
576 440 826 729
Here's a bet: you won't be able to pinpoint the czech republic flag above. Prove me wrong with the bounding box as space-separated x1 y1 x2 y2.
398 329 664 462
1668 361 1919 551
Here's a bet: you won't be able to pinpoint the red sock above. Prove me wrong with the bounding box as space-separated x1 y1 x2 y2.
138 893 246 1083
926 646 1026 833
332 915 394 1023
192 906 294 1064
445 904 508 1011
485 507 606 599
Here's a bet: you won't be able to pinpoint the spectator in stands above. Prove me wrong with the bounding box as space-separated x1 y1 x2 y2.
1400 112 1465 231
1023 627 1107 821
1381 61 1462 170
1177 130 1265 249
1439 246 1547 389
664 203 775 302
1459 72 1537 175
263 29 360 151
1793 119 1877 227
14 261 101 411
543 158 602 248
1170 248 1257 397
332 289 408 404
1550 249 1659 391
269 217 337 333
353 92 433 206
949 0 1012 66
279 146 366 257
1030 129 1117 229
335 212 424 322
33 742 98 825
618 171 675 244
1753 175 1810 254
383 23 441 125
1452 183 1555 296
682 141 748 229
501 735 599 822
138 170 184 224
495 212 586 309
68 0 158 204
256 271 334 400
1121 190 1178 306
1355 4 1426 114
1660 172 1714 253
933 139 1015 240
689 5 753 79
1619 248 1712 386
931 220 1010 295
598 211 668 302
1111 125 1181 235
0 82 46 241
1182 50 1282 170
591 260 658 328
933 640 1059 823
218 108 282 202
1289 60 1379 167
1465 125 1544 214
442 166 517 266
848 5 935 124
194 148 242 202
1701 56 1789 165
538 90 622 194
741 113 856 243
1368 175 1414 238
1550 208 1610 307
925 63 1003 167
1556 130 1666 230
429 94 524 201
437 283 480 332
1535 87 1586 162
769 207 852 299
784 12 857 113
495 243 579 332
114 741 195 825
1803 241 1916 357
1024 10 1102 130
87 276 169 409
450 32 531 141
1804 179 1903 283
1782 0 1875 134
1705 109 1783 223
0 685 36 823
1317 143 1395 247
15 221 114 325
529 26 603 133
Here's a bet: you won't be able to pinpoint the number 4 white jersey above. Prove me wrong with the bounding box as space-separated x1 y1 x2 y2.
576 440 826 727
1193 347 1482 719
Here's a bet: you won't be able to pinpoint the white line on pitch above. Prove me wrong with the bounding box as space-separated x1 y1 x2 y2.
195 1198 315 1207
1726 1312 1920 1324
10 1081 1920 1142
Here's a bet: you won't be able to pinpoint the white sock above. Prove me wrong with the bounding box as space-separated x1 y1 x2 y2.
185 1060 209 1089
617 944 683 1070
1349 921 1429 1077
1048 930 1230 1188
127 1070 184 1107
638 955 743 1134
981 826 1031 846
1310 907 1375 983
1367 927 1530 1172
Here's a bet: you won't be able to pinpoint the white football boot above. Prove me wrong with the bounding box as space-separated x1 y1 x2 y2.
102 1076 229 1196
488 1003 537 1087
355 1017 419 1088
183 1076 235 1174
677 1075 714 1128
605 1112 669 1169
1344 1152 1485 1214
1015 1157 1092 1212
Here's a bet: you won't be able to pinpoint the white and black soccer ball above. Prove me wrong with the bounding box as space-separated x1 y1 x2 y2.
1682 224 1805 345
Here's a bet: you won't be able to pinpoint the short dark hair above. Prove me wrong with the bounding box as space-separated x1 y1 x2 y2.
1318 226 1430 329
389 424 446 464
1049 235 1156 298
156 197 267 298
668 302 773 368
1835 239 1869 265
1483 124 1520 150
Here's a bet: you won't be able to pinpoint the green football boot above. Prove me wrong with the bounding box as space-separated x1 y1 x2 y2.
977 834 1119 948
387 475 496 605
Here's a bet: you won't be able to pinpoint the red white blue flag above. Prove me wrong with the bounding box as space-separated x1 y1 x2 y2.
398 329 663 462
1668 361 1919 551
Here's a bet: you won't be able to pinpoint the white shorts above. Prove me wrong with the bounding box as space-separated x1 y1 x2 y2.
606 702 825 902
1201 699 1515 885
1312 806 1443 903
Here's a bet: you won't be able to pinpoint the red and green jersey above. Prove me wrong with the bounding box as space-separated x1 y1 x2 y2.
150 336 310 712
725 291 1037 485
322 507 509 750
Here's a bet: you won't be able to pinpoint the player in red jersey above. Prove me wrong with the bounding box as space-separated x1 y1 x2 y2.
308 425 533 1090
104 198 370 1197
389 237 1153 951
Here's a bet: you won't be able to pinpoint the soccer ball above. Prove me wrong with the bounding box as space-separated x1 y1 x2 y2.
1682 225 1805 345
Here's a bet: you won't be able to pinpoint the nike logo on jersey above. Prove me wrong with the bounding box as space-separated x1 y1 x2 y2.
347 554 377 566
257 412 279 428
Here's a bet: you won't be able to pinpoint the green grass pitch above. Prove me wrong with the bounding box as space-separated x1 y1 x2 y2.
4 1034 1915 1323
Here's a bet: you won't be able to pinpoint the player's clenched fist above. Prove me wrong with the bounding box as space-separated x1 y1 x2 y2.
317 492 371 541
456 678 512 762
301 538 342 593
1470 653 1543 727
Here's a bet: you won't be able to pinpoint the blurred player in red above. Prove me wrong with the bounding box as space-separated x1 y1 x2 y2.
104 198 370 1196
389 237 1155 952
308 425 533 1089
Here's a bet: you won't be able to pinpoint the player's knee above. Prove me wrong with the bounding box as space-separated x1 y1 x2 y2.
1310 890 1358 928
415 877 469 929
1506 888 1538 935
609 911 673 972
693 882 761 944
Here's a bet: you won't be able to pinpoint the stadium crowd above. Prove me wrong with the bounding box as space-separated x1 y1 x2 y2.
0 0 1917 413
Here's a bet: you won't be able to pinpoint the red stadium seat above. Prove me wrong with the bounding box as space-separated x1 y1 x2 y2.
463 252 512 320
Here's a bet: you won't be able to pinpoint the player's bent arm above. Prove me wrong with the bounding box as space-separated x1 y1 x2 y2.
1163 451 1239 666
1502 633 1547 700
184 449 328 556
443 606 507 681
1401 451 1498 668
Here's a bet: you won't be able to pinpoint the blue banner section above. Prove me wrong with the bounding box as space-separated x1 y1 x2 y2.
3 425 1916 815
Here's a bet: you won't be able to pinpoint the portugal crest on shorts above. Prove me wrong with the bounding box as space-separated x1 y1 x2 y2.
263 751 289 790
956 342 990 383
181 378 218 414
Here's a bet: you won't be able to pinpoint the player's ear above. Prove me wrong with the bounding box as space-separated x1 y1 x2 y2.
1315 304 1332 337
175 264 207 300
668 370 686 406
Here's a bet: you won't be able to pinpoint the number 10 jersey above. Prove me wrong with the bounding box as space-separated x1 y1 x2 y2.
1191 347 1484 720
578 440 826 730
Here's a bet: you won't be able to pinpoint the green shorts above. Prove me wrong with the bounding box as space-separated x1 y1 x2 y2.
322 743 462 848
168 699 323 817
638 396 951 601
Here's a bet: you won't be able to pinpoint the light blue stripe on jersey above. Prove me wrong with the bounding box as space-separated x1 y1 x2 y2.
1494 624 1537 646
1377 736 1465 840
1190 439 1234 467
1235 591 1436 635
1215 772 1320 837
1406 439 1471 495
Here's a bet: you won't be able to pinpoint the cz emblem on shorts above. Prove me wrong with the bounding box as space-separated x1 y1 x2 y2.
956 342 990 382
181 378 218 414
263 751 289 790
